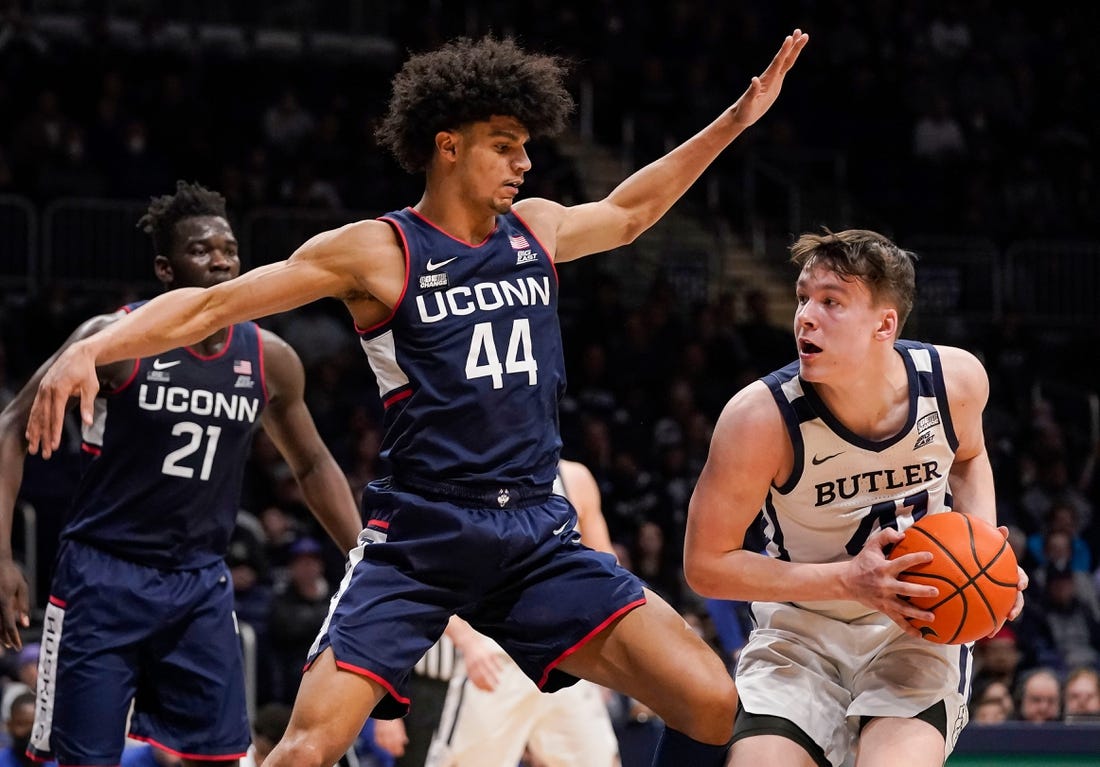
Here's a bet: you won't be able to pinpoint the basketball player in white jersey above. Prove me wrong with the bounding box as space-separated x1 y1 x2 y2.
684 229 1027 767
392 458 620 767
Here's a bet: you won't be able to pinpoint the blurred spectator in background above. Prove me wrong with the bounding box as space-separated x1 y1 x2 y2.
0 644 38 726
972 624 1025 694
969 677 1015 725
1063 666 1100 720
1015 667 1062 723
242 702 291 767
1027 502 1092 574
0 691 54 767
267 536 332 704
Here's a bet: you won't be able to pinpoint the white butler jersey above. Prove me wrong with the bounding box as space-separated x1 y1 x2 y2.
759 340 959 621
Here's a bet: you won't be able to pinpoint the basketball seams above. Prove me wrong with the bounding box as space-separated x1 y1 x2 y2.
890 513 1018 644
910 518 1000 640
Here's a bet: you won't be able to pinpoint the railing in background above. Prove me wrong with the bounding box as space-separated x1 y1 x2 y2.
41 197 157 292
4 194 1100 333
0 195 36 295
240 207 373 269
1005 240 1100 324
905 236 1001 340
239 620 257 721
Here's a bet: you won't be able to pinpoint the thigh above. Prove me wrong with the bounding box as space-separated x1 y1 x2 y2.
528 681 618 767
31 596 139 765
735 603 857 767
473 503 647 695
30 543 147 765
131 564 250 759
556 588 736 741
856 716 946 767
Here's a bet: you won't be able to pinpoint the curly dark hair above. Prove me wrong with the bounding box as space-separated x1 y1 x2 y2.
789 228 918 330
137 180 228 256
375 36 574 173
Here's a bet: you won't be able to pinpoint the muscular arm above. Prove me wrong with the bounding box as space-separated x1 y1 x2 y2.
684 382 938 636
938 344 1027 623
27 219 403 458
258 330 362 554
516 30 807 262
0 313 133 647
937 346 996 527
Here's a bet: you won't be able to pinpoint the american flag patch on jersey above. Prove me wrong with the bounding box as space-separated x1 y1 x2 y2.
508 234 530 249
233 360 253 375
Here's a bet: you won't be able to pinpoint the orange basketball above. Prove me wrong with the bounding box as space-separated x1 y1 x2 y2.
887 512 1018 644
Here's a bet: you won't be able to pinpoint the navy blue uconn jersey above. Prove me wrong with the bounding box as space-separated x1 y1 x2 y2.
67 301 268 569
360 208 565 490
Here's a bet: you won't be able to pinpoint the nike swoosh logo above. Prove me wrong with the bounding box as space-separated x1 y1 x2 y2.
552 519 573 536
426 257 458 272
812 451 844 465
152 359 181 370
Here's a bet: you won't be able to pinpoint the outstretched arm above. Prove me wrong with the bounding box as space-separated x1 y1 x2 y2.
518 29 808 262
259 330 363 554
0 313 133 647
26 219 399 458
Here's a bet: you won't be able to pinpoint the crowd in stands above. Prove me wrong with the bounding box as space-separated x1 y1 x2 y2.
1 0 1099 743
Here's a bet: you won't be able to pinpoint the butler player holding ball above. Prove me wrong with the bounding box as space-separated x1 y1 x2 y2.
685 228 1027 767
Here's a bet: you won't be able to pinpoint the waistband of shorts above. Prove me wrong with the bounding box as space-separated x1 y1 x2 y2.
389 473 553 508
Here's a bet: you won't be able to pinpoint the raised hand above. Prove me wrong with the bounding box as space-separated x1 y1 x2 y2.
730 29 809 129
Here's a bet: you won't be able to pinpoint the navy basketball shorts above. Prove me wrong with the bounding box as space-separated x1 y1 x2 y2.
28 539 250 766
306 478 648 719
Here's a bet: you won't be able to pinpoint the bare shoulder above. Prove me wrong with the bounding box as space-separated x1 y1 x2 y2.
934 344 985 369
294 218 402 269
719 379 783 432
934 344 989 402
289 217 407 314
512 197 567 252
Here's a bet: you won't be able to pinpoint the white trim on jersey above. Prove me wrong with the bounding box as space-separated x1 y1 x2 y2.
360 330 409 398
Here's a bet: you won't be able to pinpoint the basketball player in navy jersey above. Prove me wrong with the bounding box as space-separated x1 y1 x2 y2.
25 32 808 767
0 181 363 766
420 458 620 767
684 229 1028 767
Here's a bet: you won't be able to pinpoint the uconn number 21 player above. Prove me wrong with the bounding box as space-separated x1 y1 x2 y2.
685 230 1028 767
0 182 362 766
26 33 808 767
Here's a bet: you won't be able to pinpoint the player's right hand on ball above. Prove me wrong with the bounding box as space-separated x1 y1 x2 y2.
844 527 938 637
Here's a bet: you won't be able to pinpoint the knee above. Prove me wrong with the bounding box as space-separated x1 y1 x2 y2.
685 672 738 740
264 736 328 767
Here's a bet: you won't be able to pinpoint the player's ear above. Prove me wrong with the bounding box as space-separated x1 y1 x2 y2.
435 130 459 162
153 254 174 286
875 308 898 340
